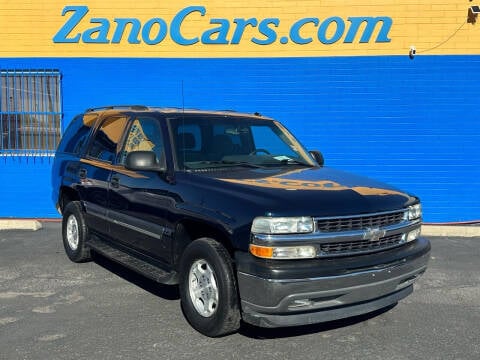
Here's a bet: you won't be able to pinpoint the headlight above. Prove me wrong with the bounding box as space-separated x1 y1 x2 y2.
249 244 317 259
251 216 314 234
407 204 422 220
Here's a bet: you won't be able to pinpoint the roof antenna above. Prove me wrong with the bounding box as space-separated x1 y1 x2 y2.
181 80 185 113
181 80 186 169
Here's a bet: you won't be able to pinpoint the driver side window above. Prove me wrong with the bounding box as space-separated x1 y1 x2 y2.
119 117 165 168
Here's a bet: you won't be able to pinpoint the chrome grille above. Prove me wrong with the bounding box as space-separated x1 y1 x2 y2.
318 234 404 256
316 211 405 232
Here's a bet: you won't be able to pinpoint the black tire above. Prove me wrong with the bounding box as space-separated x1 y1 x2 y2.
179 238 241 337
62 201 92 263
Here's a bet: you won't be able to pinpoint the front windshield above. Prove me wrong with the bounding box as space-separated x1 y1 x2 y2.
169 115 316 170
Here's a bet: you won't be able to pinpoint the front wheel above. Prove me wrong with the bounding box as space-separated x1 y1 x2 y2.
62 201 91 263
179 238 241 337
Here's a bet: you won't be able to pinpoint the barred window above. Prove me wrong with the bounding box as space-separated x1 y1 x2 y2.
0 69 62 156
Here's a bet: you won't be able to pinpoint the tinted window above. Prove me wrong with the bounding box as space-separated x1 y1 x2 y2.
57 114 97 155
87 116 128 162
169 116 315 170
176 124 202 151
119 117 165 167
251 125 298 157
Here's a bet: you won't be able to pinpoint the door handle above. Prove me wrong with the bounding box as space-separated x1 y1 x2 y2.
79 168 87 179
111 176 120 188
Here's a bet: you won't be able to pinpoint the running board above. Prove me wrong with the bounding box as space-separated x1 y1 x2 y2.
88 237 178 285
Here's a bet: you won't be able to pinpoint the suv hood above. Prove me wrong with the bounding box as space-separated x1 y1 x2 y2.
181 166 417 218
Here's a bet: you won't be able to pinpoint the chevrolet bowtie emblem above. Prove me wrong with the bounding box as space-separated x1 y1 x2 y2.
363 228 387 242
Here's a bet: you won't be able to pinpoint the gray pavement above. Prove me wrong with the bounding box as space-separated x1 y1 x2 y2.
0 223 479 360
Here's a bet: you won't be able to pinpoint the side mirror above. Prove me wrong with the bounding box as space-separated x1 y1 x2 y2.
309 150 324 167
125 151 163 171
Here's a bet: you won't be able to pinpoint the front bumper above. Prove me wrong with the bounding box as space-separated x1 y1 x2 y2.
235 237 430 328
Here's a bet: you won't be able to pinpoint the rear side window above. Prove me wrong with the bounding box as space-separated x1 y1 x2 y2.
87 116 128 162
57 114 97 155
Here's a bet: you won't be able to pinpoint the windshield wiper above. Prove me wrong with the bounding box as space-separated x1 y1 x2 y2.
187 160 266 169
185 159 312 170
218 160 267 169
281 159 315 167
261 159 314 167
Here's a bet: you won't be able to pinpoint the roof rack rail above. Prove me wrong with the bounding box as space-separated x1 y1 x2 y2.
217 109 238 112
85 105 149 112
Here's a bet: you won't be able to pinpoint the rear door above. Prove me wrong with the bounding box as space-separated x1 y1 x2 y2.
79 114 128 236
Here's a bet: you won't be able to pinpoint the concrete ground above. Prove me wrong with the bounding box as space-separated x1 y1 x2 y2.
0 223 479 360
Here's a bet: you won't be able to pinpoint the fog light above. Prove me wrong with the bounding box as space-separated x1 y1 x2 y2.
289 299 314 309
406 228 421 242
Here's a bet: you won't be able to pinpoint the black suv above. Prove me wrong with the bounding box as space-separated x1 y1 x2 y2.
52 105 430 337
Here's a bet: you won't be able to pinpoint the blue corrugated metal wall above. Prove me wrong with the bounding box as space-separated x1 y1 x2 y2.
1 56 478 221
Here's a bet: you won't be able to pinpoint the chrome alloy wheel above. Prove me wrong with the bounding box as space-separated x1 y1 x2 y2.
66 214 79 251
188 259 219 317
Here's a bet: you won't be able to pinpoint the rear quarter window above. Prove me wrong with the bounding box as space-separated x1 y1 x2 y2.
57 114 97 155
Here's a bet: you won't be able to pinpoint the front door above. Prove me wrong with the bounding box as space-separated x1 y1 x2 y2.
108 116 174 266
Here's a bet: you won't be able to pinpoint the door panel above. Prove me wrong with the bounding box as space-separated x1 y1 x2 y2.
108 116 174 265
77 159 112 236
108 171 175 265
80 115 128 237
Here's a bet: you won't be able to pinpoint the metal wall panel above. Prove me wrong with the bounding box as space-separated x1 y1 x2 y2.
0 57 478 222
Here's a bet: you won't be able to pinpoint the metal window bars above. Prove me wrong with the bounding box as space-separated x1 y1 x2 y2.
0 69 62 157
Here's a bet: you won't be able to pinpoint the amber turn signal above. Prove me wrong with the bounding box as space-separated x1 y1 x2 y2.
249 244 274 259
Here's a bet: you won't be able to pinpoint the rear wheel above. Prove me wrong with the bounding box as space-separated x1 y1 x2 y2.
179 238 241 337
62 201 91 263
